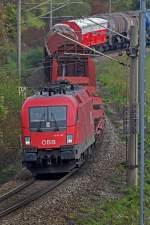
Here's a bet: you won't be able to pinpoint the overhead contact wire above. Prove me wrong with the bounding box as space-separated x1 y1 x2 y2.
83 17 130 41
57 32 129 67
30 1 72 21
25 0 51 12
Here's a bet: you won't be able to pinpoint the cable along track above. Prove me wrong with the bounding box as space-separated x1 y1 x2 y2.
0 168 77 219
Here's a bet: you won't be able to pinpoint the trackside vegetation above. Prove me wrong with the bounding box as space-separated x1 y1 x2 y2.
0 47 44 183
69 56 150 224
0 0 92 183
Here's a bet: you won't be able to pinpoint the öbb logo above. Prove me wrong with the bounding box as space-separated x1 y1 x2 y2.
41 139 56 145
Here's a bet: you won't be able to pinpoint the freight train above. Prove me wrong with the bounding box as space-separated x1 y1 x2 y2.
21 16 106 174
21 11 150 175
43 12 150 82
21 23 105 174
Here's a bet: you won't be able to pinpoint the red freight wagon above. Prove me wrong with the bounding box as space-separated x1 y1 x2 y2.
44 17 108 83
45 25 96 91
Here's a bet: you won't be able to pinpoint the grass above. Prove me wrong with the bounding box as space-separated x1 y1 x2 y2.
0 164 20 184
70 190 140 225
70 186 150 224
96 56 129 113
69 55 150 225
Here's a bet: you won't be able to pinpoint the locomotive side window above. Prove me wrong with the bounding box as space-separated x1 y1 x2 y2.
76 110 79 123
29 106 67 132
93 104 102 110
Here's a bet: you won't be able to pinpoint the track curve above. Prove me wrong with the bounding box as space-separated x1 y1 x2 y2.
0 168 78 219
0 179 35 203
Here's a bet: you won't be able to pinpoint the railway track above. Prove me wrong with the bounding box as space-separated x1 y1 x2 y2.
0 168 78 219
94 46 150 58
0 179 35 203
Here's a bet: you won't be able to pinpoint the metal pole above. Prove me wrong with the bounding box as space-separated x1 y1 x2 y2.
50 0 53 29
139 0 146 224
17 0 21 87
32 1 83 22
109 0 112 13
127 26 139 186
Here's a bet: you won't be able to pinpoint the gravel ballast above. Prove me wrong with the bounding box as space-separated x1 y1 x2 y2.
0 118 126 225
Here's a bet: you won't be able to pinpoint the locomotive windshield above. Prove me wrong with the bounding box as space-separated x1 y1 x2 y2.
29 106 67 132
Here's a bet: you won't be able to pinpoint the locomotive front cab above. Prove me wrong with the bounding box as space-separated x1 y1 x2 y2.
21 95 78 173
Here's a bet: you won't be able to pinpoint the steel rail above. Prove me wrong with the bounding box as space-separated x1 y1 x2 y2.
0 179 35 203
0 168 78 219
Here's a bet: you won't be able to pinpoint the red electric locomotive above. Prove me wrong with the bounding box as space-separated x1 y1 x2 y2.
21 81 105 174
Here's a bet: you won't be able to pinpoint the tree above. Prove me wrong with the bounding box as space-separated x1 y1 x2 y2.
114 0 150 11
5 3 17 39
0 4 9 65
22 0 91 27
113 0 133 11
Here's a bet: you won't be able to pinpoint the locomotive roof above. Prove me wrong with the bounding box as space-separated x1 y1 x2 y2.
22 81 91 110
32 81 84 99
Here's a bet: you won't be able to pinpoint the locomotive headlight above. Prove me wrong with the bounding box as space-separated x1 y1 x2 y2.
67 134 73 144
25 137 31 145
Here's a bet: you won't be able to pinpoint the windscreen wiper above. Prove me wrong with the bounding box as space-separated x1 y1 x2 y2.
51 112 59 131
37 111 46 132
